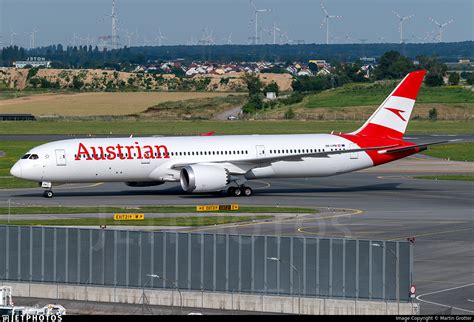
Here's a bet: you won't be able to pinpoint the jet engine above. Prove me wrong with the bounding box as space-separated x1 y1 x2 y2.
125 181 165 187
180 164 230 193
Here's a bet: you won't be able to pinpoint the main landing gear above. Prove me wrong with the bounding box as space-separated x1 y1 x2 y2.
227 185 253 197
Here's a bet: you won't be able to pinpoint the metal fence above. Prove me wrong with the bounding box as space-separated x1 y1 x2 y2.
0 225 413 301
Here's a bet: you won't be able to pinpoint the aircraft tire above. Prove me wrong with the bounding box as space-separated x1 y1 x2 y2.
243 186 253 196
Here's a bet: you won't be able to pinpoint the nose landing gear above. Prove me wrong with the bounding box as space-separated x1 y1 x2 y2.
41 182 54 198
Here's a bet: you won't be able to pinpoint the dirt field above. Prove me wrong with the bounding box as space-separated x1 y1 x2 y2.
0 92 236 116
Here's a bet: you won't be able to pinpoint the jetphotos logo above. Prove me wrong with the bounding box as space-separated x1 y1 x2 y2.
2 315 62 322
75 142 170 161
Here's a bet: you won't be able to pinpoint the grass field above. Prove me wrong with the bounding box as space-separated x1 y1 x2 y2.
0 120 472 135
0 91 238 116
0 89 54 100
0 215 273 227
300 84 474 109
414 174 474 181
0 141 43 189
0 205 316 215
421 142 474 162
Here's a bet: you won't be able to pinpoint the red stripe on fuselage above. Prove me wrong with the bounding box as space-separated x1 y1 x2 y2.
338 133 420 166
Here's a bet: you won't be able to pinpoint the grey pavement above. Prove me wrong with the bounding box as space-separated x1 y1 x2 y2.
0 148 473 314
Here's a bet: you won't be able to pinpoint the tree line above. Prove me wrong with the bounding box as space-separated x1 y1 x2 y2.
1 41 473 68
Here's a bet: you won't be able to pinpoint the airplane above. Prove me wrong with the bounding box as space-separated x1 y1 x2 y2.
10 70 448 198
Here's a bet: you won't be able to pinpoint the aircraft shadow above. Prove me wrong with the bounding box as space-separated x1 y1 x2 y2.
11 182 421 199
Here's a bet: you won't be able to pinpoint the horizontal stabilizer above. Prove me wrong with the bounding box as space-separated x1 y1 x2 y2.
378 140 459 154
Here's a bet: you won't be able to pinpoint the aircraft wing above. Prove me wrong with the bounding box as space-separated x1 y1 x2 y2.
171 144 399 174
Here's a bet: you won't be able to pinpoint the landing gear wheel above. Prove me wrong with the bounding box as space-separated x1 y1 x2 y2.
43 190 54 198
227 187 236 196
233 187 242 197
243 186 253 196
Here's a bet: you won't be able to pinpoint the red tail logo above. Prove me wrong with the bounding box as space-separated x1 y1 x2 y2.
385 108 407 122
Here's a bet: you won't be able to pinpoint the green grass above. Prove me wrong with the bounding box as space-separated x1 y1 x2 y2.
0 120 473 136
0 177 38 189
0 215 273 227
414 174 474 181
0 205 316 215
421 142 474 162
0 141 45 189
301 83 474 109
0 88 73 100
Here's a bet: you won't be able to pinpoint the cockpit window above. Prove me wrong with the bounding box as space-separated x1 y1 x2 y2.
21 154 31 159
29 154 39 160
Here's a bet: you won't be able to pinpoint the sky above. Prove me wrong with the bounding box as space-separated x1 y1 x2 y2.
0 0 472 48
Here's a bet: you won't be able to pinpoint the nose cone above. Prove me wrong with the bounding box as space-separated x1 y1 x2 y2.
10 163 22 178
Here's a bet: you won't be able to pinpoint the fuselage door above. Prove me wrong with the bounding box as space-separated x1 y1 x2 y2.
256 145 266 158
55 149 67 166
349 144 358 159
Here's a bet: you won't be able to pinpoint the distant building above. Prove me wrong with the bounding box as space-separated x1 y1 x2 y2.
266 92 277 100
13 57 51 68
0 114 36 121
316 68 331 76
309 60 329 69
359 57 376 64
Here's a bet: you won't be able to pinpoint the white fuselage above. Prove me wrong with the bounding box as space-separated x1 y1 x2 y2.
11 134 373 184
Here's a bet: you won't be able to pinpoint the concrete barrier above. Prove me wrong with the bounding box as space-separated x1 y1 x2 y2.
2 281 419 315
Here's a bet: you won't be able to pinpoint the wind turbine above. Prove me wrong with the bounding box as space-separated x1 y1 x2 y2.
279 31 290 45
186 35 197 46
267 21 281 45
320 1 342 45
72 33 79 47
250 0 270 45
25 28 38 49
155 28 167 46
392 11 414 44
222 33 233 45
110 0 119 49
429 17 454 42
10 28 17 46
124 30 134 47
198 28 215 46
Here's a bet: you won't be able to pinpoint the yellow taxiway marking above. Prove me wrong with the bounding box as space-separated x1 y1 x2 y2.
415 279 474 285
183 208 364 233
296 229 384 238
56 182 104 190
387 228 472 241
